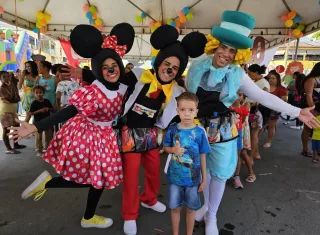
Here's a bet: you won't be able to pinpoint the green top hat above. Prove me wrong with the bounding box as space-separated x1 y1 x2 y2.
211 11 256 49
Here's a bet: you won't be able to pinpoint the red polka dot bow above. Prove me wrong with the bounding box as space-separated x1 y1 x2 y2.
101 35 127 58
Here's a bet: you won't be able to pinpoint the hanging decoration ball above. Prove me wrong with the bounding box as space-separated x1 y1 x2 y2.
98 25 103 31
0 6 4 14
186 13 193 21
149 21 155 27
276 65 285 73
167 19 173 25
89 5 97 13
293 15 301 24
33 27 39 33
89 19 95 25
44 13 51 21
280 14 288 22
175 26 180 33
37 11 44 19
36 22 42 28
285 19 293 28
175 19 181 27
40 19 47 26
95 18 103 26
182 7 190 15
141 12 147 18
288 11 297 20
136 15 143 23
86 12 93 20
180 15 187 24
83 4 90 12
92 12 97 20
298 32 304 38
19 0 24 2
170 21 176 27
297 24 305 31
178 10 184 17
292 29 301 37
151 26 157 32
154 21 161 28
151 56 156 66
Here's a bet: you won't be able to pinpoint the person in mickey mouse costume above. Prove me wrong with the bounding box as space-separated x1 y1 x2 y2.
184 11 320 235
8 23 135 229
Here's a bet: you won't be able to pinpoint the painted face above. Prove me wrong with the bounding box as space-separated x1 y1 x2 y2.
269 74 278 86
101 58 120 83
158 56 180 83
34 88 44 100
0 72 10 85
212 44 237 68
176 100 198 126
25 63 32 73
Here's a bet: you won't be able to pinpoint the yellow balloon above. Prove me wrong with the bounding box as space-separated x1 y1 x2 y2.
288 11 296 20
151 47 159 57
36 22 42 28
44 14 51 22
95 18 102 26
40 19 47 26
37 11 44 19
292 29 301 37
285 19 293 28
154 21 161 28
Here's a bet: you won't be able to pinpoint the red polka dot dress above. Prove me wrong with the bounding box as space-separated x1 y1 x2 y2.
42 80 127 189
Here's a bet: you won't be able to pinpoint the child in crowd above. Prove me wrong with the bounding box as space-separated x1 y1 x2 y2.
231 92 256 188
312 102 320 163
0 71 25 154
163 92 210 235
29 85 53 156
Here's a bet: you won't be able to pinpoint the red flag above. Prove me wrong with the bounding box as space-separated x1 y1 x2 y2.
58 38 80 68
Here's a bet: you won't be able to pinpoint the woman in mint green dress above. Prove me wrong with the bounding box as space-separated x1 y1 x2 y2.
18 61 39 114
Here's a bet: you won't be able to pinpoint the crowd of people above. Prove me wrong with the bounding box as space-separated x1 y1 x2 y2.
1 10 320 235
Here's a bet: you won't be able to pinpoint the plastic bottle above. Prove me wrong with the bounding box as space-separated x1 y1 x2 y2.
207 112 220 143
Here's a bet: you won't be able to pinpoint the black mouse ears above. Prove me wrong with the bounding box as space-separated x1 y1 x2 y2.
70 23 135 58
150 25 206 58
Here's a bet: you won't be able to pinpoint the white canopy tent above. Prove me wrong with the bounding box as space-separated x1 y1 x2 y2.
0 0 319 60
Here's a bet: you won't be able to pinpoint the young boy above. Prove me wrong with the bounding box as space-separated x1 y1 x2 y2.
312 102 320 163
230 92 256 188
29 85 53 156
163 92 210 235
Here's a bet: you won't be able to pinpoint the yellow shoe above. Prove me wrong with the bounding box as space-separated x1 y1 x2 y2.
21 170 52 200
81 215 113 229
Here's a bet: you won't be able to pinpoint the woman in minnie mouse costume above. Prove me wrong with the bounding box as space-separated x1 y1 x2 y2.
117 25 207 235
8 23 135 229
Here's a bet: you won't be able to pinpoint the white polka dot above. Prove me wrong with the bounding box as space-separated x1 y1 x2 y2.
78 178 83 183
105 182 109 186
107 157 110 162
97 171 101 176
107 104 110 108
107 167 112 172
103 172 108 177
120 175 123 179
87 95 92 100
54 142 57 147
76 148 80 153
97 181 102 186
69 151 74 156
66 161 70 166
102 154 106 158
117 158 121 162
99 104 103 108
94 176 97 181
90 161 94 166
103 109 107 113
69 167 74 172
60 160 64 166
65 177 70 181
84 158 89 163
72 157 77 163
87 178 91 183
73 141 78 146
82 168 86 173
115 176 119 180
109 176 113 181
72 173 77 178
63 151 67 156
103 99 107 103
90 171 94 175
79 154 84 159
76 164 81 169
86 149 89 153
58 134 62 138
77 132 81 137
119 166 123 170
98 94 102 98
51 157 55 161
114 167 118 171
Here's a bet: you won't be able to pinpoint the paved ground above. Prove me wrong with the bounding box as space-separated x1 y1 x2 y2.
1 123 320 235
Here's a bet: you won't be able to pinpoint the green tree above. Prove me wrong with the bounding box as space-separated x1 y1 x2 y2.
310 31 320 41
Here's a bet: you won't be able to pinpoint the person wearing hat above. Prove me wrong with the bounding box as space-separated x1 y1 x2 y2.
119 25 207 235
8 23 135 229
185 11 320 235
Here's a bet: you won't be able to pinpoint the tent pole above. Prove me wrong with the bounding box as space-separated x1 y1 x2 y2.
284 33 291 68
293 38 300 61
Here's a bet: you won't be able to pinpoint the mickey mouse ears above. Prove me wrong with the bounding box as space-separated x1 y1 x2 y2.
70 23 135 59
150 25 206 59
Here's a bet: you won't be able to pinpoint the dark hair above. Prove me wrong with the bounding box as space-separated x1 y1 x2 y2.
83 66 90 70
57 65 69 73
51 63 62 75
40 61 52 71
82 69 95 85
293 71 300 77
248 64 267 75
296 74 306 96
33 85 45 93
176 92 199 106
269 71 281 87
305 62 320 80
0 71 9 80
25 61 39 77
315 102 320 113
126 63 134 68
268 70 277 75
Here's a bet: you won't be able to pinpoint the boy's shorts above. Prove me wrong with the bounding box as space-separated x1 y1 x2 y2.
168 184 201 211
237 130 243 150
312 140 320 151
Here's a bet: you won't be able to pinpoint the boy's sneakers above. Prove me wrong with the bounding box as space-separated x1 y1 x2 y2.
233 176 244 189
81 215 113 229
21 170 52 200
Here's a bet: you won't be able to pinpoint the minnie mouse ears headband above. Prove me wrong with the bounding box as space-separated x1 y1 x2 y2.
150 25 207 58
70 23 135 59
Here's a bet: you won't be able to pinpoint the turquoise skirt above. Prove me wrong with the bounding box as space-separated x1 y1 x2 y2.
206 139 238 182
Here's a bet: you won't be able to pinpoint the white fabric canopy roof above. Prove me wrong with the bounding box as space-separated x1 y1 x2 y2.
1 0 319 59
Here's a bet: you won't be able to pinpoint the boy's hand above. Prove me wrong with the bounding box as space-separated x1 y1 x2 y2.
172 141 184 156
198 180 206 192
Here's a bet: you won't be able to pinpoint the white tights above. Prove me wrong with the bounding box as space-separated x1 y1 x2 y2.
203 173 226 221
